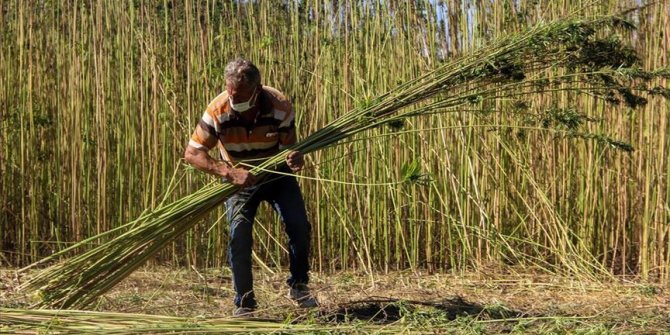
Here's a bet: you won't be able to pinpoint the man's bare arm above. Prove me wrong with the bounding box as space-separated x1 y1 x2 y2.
183 145 256 187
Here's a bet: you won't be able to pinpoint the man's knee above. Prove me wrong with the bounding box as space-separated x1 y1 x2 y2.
286 216 310 235
229 218 253 250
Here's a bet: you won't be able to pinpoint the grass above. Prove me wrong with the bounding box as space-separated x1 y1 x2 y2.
2 266 669 334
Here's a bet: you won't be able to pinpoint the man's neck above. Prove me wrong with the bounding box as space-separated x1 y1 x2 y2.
237 107 259 123
236 90 265 123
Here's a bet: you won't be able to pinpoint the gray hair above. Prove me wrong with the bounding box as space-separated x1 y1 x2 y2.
224 58 261 89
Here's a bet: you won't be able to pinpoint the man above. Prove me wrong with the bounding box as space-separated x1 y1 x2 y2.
184 58 317 316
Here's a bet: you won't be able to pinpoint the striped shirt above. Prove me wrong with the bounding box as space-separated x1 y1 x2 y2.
189 86 296 164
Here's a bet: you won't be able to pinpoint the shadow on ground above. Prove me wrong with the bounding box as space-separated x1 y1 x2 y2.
321 296 527 324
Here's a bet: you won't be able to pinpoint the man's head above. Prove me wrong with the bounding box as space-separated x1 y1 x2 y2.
224 58 262 112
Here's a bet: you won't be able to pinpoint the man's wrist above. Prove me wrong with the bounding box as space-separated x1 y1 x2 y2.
212 161 230 179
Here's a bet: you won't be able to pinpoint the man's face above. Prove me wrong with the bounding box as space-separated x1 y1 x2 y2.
226 82 260 104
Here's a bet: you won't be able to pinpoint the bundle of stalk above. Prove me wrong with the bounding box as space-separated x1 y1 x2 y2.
19 15 668 309
0 308 402 334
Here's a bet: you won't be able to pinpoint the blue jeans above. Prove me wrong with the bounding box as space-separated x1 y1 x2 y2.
225 173 311 308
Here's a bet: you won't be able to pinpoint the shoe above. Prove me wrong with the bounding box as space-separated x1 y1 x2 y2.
233 307 255 317
289 283 319 308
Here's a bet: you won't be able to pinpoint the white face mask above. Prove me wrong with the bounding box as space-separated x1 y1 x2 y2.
229 87 258 112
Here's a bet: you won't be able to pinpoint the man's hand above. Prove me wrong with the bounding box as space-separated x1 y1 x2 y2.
224 167 257 187
286 151 304 172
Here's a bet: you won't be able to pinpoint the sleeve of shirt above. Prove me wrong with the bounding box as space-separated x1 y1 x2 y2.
188 109 219 151
277 101 297 150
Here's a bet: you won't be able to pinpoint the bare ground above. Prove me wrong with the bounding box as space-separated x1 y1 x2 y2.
1 266 669 334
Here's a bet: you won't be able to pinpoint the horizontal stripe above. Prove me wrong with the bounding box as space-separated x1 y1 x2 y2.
226 147 279 160
223 141 278 152
202 112 215 128
279 131 296 146
279 112 294 128
220 117 278 130
207 91 229 110
218 124 279 139
278 120 295 130
216 113 231 124
198 120 216 136
220 136 279 145
188 139 205 149
192 128 217 148
273 109 287 120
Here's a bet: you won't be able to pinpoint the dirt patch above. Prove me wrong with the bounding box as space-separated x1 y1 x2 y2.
2 266 669 333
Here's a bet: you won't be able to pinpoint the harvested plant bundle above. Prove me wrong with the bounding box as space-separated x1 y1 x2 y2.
19 16 669 309
0 308 399 334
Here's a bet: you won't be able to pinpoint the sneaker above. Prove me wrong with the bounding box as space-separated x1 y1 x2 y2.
289 283 319 308
232 307 255 317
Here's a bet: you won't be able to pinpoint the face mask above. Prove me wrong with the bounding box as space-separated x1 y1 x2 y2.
229 87 258 112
